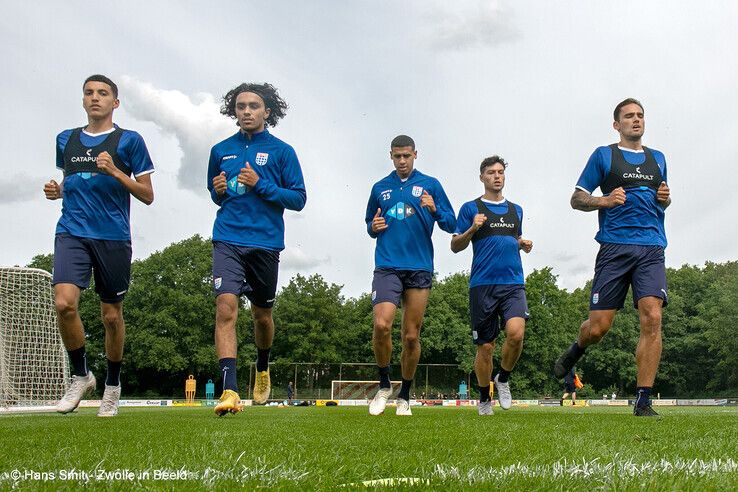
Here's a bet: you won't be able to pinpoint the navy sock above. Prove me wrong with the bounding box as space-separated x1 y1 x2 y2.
378 365 391 389
67 346 87 377
479 385 491 402
398 378 413 401
636 387 652 408
497 368 511 383
219 358 238 392
106 359 122 386
573 341 586 357
256 348 270 372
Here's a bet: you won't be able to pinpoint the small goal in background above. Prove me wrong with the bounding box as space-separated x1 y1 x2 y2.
0 267 68 412
330 380 402 400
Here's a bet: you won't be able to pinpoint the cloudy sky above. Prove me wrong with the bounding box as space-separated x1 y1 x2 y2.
2 1 736 298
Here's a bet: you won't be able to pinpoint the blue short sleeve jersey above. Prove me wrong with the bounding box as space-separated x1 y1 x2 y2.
207 129 306 251
365 169 456 272
455 199 525 287
55 126 155 241
576 145 668 247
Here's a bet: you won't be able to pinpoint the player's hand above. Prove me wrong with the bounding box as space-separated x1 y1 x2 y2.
656 181 670 204
96 151 119 177
605 187 626 207
372 208 388 233
238 162 259 188
471 213 487 232
43 179 61 200
518 238 533 253
420 190 436 214
212 171 227 195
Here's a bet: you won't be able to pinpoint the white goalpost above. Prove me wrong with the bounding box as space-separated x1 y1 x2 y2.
0 267 68 412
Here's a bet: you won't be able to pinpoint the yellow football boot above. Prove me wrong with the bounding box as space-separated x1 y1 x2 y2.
214 389 243 416
253 369 271 405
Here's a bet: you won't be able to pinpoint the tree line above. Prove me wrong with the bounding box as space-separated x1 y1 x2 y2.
27 235 737 398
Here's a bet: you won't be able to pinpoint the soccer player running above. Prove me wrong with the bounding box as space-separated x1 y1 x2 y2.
44 75 155 417
365 135 456 416
208 83 306 416
553 98 671 417
451 156 533 416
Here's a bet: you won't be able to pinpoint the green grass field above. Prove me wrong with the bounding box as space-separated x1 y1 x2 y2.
1 405 737 490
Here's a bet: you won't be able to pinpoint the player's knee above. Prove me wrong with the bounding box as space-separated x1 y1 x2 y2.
506 327 525 346
588 325 609 343
587 317 612 342
101 307 123 328
402 331 420 349
252 309 273 328
373 319 392 338
640 307 662 331
216 298 238 324
477 342 494 357
55 297 78 318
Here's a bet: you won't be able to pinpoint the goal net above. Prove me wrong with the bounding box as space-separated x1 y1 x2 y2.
0 267 68 411
330 380 402 400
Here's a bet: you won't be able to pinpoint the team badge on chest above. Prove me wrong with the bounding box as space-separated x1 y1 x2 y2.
412 186 423 197
255 152 269 166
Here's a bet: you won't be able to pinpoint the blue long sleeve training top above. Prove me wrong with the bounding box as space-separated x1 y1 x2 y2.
365 169 456 272
207 129 306 251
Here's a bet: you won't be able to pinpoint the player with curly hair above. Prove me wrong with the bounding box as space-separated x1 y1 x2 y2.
207 82 307 416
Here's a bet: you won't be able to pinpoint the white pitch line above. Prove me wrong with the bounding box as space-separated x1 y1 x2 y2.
432 458 738 481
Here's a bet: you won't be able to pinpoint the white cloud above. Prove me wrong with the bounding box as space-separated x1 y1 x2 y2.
0 175 41 204
280 247 330 272
423 1 520 51
118 76 234 192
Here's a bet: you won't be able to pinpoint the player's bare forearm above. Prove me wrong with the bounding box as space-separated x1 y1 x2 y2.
451 229 473 253
571 189 607 212
115 171 154 205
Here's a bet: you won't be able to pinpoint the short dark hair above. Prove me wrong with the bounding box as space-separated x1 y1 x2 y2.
220 82 288 127
480 155 507 173
613 98 643 121
391 135 415 150
83 74 118 98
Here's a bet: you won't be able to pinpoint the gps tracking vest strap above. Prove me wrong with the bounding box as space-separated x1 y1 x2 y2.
600 144 662 194
472 199 520 241
62 127 130 176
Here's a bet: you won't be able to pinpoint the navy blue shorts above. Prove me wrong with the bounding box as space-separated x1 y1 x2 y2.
371 268 432 306
52 234 132 303
564 382 576 393
470 284 529 345
590 243 668 310
212 241 280 308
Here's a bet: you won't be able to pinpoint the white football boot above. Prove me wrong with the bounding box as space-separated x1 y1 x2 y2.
56 372 96 414
395 398 412 416
369 387 392 415
494 374 512 410
478 400 494 416
97 384 121 417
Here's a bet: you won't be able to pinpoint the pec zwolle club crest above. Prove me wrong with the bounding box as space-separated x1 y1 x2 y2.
255 152 269 166
412 186 423 197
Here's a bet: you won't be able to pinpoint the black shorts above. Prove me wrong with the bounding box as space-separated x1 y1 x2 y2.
52 234 132 303
371 268 432 306
212 241 280 308
564 382 576 393
590 243 668 310
469 284 529 345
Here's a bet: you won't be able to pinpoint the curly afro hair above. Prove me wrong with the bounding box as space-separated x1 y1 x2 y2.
220 82 288 127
